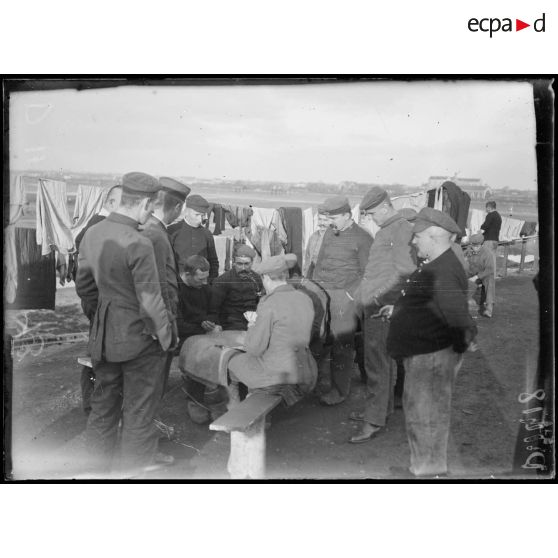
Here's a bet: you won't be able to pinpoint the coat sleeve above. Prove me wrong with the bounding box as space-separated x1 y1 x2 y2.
244 301 273 357
435 267 476 353
75 237 98 321
127 238 173 351
357 224 415 307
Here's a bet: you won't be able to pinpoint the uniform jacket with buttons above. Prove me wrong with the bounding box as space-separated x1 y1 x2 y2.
141 215 179 321
227 284 317 390
168 220 219 279
355 214 416 308
76 212 173 362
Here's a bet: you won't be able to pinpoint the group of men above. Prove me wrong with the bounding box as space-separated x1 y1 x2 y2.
75 171 496 478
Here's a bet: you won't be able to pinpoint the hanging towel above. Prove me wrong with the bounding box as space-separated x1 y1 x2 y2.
302 206 317 252
36 178 74 256
5 175 27 303
467 208 485 238
392 191 428 212
71 184 106 240
278 206 303 266
250 207 288 246
214 235 232 274
500 217 525 242
208 203 227 235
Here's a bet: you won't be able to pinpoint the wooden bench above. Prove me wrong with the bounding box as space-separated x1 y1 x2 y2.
210 393 282 479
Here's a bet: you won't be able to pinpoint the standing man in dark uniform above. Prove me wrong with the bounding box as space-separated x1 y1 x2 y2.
350 187 416 443
168 194 219 281
479 200 502 274
312 195 372 405
386 208 477 477
76 172 175 476
75 184 122 414
141 177 190 397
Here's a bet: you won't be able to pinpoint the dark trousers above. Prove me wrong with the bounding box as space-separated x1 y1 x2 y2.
403 347 463 476
86 342 166 472
326 289 358 398
362 315 397 427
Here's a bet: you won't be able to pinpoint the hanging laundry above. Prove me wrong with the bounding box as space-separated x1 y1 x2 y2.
36 178 74 256
520 221 538 237
71 184 106 240
278 207 303 267
6 226 56 310
302 206 317 252
214 235 233 274
467 208 485 238
223 205 252 228
392 191 428 212
427 181 470 240
500 216 525 242
207 203 227 236
250 206 288 246
5 175 27 303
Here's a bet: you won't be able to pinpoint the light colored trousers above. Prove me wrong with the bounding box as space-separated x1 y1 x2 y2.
403 347 463 476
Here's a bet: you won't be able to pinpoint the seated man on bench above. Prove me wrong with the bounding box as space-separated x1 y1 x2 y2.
226 254 318 407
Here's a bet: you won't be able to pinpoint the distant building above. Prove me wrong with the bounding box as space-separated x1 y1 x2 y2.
426 176 492 200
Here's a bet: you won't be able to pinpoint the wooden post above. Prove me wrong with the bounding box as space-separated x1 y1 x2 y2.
518 239 527 273
228 418 266 479
502 243 510 277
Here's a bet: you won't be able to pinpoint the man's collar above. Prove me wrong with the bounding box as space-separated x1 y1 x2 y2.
151 214 167 228
107 212 139 228
99 208 110 217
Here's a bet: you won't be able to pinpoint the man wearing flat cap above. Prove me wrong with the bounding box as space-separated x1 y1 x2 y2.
384 207 477 477
168 193 220 281
349 187 417 443
227 254 317 403
465 233 495 318
312 195 373 405
140 177 190 411
208 243 264 331
76 171 175 475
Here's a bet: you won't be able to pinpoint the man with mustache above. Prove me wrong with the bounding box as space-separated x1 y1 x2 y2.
208 244 264 331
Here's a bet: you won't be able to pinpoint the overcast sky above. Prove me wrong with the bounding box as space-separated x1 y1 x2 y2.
9 80 538 190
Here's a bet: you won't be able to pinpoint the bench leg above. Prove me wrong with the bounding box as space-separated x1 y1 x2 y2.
227 417 266 479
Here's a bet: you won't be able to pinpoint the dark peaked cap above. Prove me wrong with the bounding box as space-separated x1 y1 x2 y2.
361 186 389 211
320 195 352 216
412 207 462 235
186 194 210 213
159 177 191 200
122 171 160 194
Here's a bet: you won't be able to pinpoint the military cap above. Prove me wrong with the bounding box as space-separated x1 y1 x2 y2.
320 195 352 216
122 172 160 194
361 186 389 211
470 233 484 245
254 254 298 276
186 194 210 214
399 208 418 222
413 207 462 235
234 244 257 259
159 177 191 201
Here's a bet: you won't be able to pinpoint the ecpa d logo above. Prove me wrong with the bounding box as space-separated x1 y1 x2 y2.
468 13 546 37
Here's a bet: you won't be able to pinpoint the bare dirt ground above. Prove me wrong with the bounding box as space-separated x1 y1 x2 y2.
5 270 541 480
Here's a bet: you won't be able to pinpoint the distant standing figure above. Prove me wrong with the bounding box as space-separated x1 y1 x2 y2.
303 210 330 278
465 233 496 318
479 200 502 273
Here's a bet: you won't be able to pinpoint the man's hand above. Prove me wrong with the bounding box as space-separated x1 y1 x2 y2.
371 305 394 321
201 320 218 332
